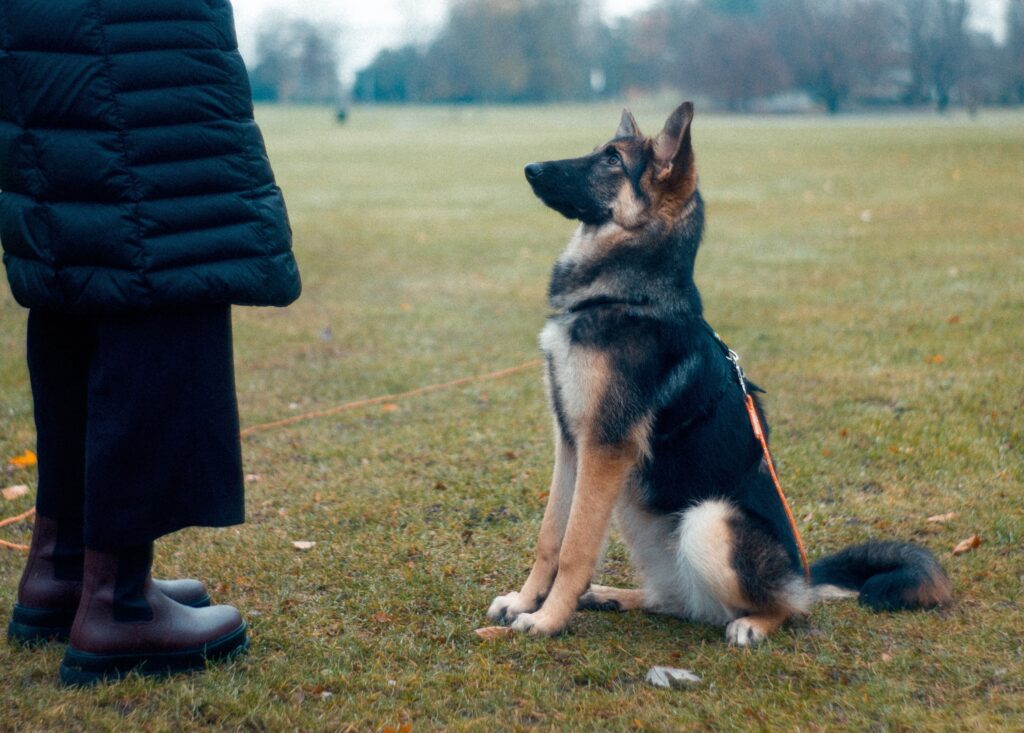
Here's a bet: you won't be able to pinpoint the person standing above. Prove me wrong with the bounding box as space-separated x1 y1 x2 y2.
1 0 300 684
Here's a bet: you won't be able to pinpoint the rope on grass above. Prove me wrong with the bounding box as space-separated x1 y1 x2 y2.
0 359 544 551
239 358 544 438
0 507 34 552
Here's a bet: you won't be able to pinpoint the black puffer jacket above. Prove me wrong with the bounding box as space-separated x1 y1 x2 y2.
0 0 300 313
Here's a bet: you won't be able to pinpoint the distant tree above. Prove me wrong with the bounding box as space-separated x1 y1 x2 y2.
770 0 899 114
615 4 680 94
355 0 591 103
354 46 424 103
520 0 593 100
249 15 342 104
959 31 1004 111
900 0 970 111
1006 0 1024 103
686 4 791 109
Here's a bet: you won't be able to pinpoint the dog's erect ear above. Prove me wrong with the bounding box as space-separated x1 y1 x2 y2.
615 108 641 138
653 101 695 184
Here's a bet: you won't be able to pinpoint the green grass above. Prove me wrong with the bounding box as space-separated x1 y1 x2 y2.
1 104 1022 731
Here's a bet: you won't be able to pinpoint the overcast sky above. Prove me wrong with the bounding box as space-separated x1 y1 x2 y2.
229 0 1010 82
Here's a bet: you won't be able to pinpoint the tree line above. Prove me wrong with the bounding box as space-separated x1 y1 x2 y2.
250 0 1024 113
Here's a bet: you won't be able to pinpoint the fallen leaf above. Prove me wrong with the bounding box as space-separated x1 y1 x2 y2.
2 484 29 501
313 491 322 503
8 450 37 468
925 354 945 365
881 653 893 663
291 540 316 551
373 612 393 624
927 512 957 524
245 473 262 483
952 534 980 556
474 626 513 640
645 666 702 689
381 403 399 413
947 315 961 324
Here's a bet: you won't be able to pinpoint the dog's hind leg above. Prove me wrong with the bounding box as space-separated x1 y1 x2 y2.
724 610 791 647
577 585 647 611
674 499 810 646
672 499 748 626
579 489 690 616
488 430 576 624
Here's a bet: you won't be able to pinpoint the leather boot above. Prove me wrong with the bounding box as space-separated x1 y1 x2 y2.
7 515 211 646
59 545 247 685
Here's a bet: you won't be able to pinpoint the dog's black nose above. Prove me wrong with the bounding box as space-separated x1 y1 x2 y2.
524 163 543 181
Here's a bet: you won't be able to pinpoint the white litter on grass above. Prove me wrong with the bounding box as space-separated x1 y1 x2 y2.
2 484 29 501
645 666 702 689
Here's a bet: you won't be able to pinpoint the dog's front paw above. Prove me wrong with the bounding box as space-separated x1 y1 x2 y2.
509 610 566 636
487 592 534 625
725 617 767 647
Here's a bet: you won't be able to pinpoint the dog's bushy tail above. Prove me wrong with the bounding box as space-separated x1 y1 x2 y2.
810 541 953 611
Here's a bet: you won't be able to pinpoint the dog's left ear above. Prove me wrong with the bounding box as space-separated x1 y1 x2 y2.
653 101 695 186
615 108 641 138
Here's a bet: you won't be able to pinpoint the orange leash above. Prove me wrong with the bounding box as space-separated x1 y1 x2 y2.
707 322 810 580
743 394 811 580
0 507 34 552
240 359 543 438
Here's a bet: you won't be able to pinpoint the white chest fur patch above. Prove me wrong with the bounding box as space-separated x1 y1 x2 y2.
540 319 604 433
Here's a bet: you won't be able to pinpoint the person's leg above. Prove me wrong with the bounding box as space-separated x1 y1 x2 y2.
60 305 247 684
82 305 244 549
7 312 92 643
9 313 211 647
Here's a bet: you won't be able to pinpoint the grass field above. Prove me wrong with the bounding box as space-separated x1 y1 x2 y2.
1 103 1022 731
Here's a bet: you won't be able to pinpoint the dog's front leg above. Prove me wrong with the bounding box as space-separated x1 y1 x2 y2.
488 431 576 624
510 438 638 636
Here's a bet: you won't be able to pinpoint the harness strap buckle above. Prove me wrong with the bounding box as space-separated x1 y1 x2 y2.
724 348 750 397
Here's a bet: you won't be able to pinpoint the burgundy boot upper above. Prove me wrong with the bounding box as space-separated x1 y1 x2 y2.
16 515 210 612
68 547 243 656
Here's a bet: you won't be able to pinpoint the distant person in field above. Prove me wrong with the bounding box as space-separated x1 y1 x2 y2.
1 0 300 684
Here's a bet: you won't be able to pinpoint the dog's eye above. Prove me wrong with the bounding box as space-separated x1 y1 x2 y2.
605 153 621 166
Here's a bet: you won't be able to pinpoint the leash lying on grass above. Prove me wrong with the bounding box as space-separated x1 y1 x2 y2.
1 359 545 552
239 359 544 438
0 508 35 552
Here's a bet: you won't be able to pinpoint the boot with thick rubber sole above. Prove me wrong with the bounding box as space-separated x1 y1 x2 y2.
59 544 246 685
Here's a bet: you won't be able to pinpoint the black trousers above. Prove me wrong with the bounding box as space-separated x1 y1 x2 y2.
27 307 244 551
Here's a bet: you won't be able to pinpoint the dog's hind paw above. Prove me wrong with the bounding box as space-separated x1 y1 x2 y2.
487 592 535 625
725 617 767 647
577 590 621 612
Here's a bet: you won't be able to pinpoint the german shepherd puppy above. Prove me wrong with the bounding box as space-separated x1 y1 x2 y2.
487 102 952 644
